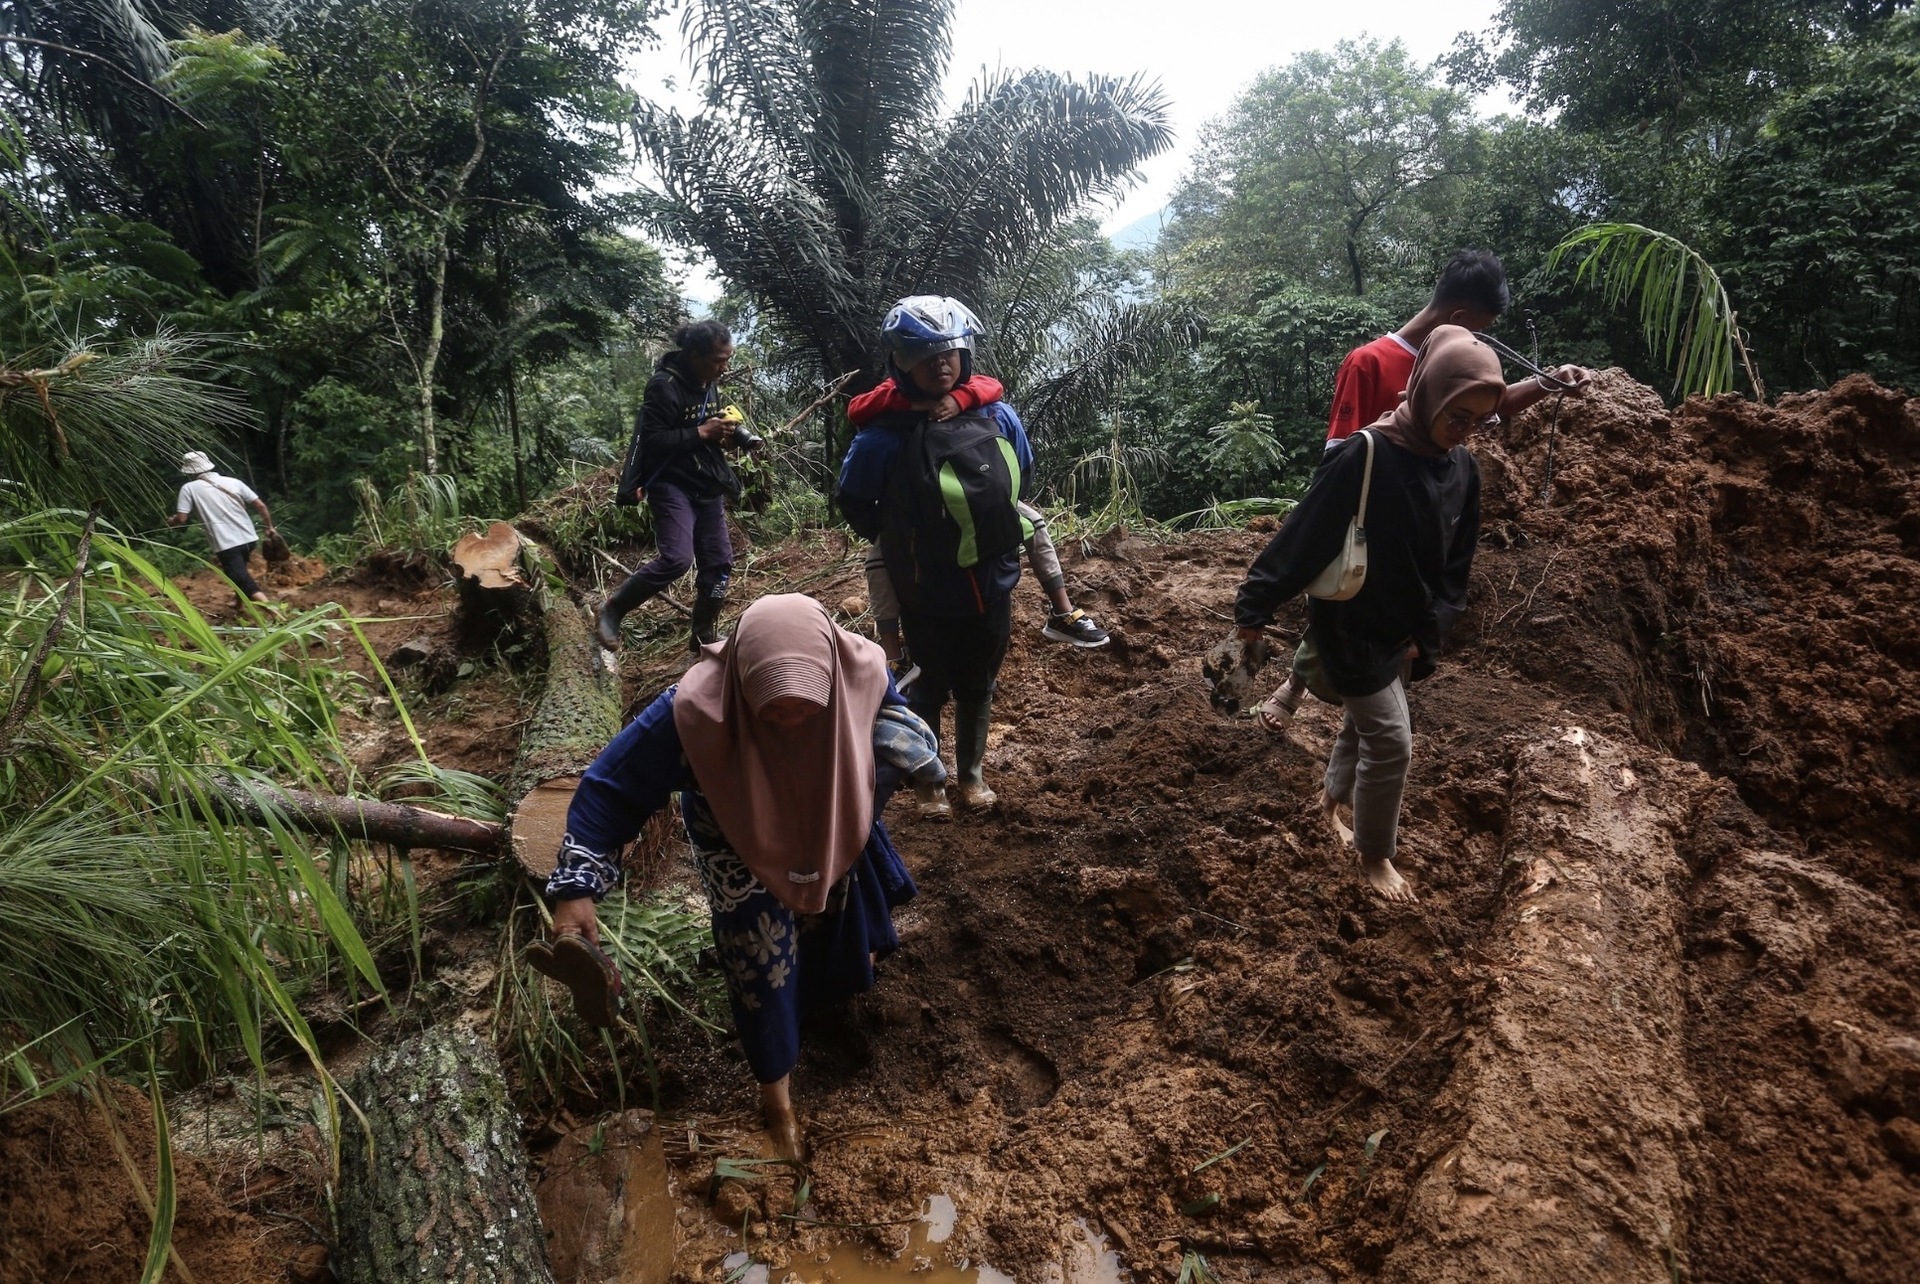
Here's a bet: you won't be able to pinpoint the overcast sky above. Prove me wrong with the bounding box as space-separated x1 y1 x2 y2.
629 0 1512 297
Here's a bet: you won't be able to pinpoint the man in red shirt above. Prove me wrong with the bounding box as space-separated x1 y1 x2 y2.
1326 250 1590 447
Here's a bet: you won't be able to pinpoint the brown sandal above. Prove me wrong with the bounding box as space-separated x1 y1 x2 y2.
525 932 625 1028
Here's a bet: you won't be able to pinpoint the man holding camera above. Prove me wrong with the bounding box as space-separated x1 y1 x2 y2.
600 320 749 652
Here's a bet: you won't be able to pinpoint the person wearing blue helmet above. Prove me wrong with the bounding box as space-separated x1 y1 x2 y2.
837 296 1039 814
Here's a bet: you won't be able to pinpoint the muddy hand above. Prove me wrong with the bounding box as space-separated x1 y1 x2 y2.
1202 631 1272 714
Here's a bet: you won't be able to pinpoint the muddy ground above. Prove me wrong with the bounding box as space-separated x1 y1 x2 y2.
2 372 1916 1282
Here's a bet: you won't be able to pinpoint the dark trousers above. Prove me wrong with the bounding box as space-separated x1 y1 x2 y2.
215 541 262 598
625 483 733 600
902 598 1011 727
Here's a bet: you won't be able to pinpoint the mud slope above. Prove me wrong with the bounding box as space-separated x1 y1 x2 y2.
625 373 1919 1284
11 374 1912 1283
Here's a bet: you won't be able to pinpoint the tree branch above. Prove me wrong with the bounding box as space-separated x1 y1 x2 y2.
0 35 209 127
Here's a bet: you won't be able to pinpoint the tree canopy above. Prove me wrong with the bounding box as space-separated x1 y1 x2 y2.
637 0 1174 384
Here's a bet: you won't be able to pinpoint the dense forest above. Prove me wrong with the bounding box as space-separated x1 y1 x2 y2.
3 0 1915 539
3 2 1919 1281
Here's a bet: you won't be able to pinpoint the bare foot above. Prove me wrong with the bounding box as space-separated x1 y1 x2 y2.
1321 792 1354 847
1361 855 1418 903
760 1077 806 1163
767 1109 805 1163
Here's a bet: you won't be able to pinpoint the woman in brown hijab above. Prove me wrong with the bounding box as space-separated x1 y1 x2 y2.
1230 326 1503 903
533 595 945 1157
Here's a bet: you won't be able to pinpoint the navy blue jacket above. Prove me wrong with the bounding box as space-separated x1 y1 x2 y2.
837 400 1035 616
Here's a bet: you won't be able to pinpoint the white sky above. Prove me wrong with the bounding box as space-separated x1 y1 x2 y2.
628 0 1511 299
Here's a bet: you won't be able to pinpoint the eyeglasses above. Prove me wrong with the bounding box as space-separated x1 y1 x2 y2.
1442 409 1501 434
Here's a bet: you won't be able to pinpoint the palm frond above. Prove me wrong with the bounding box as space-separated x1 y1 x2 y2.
1544 222 1764 399
636 104 870 369
1204 400 1289 494
0 329 253 515
1022 298 1203 442
893 69 1174 299
796 0 952 216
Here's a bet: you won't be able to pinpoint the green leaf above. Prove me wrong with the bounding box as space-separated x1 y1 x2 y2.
137 1070 177 1284
1544 222 1762 399
1298 1162 1328 1201
1180 1192 1221 1216
1190 1135 1253 1175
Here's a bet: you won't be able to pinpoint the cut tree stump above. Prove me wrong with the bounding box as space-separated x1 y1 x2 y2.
1381 726 1706 1283
452 521 539 648
334 1026 554 1284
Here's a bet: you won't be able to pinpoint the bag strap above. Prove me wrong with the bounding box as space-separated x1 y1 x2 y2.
1354 429 1376 529
194 474 250 508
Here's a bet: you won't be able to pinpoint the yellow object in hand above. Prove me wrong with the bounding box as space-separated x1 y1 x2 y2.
717 404 746 424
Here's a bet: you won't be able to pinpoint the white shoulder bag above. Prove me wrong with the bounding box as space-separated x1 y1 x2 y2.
1306 429 1374 602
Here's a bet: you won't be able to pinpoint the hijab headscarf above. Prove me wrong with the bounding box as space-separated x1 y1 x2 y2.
1372 324 1506 458
672 594 892 914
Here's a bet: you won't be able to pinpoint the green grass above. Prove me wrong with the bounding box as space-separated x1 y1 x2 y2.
0 509 441 1267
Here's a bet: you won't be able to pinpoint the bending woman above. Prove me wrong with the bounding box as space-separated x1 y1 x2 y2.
536 594 945 1157
1231 325 1501 903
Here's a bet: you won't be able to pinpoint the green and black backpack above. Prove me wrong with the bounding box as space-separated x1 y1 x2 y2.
878 412 1031 612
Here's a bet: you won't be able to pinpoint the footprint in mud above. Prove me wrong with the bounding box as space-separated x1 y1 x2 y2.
980 1028 1060 1110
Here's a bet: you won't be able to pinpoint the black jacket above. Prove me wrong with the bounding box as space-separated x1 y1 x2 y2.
617 352 738 503
1235 429 1481 697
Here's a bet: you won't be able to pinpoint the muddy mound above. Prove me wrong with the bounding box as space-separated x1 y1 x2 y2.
606 376 1919 1284
1472 372 1920 905
0 1084 298 1284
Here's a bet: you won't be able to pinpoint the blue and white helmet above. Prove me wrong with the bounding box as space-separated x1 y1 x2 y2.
880 295 983 378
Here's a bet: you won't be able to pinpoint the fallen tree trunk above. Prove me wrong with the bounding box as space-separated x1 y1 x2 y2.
334 1026 553 1284
449 525 624 882
1381 726 1706 1283
150 772 504 854
534 1110 677 1284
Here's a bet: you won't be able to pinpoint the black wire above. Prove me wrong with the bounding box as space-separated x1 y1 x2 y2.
1541 391 1567 506
1477 331 1583 392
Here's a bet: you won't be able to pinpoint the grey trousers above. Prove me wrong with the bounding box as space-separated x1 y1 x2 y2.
1324 679 1413 862
865 502 1064 630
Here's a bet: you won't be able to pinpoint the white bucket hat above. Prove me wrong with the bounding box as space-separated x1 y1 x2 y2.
179 450 216 476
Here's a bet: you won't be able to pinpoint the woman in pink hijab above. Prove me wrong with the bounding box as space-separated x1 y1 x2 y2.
533 595 944 1157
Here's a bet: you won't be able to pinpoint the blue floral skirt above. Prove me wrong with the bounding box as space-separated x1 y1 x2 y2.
690 817 917 1084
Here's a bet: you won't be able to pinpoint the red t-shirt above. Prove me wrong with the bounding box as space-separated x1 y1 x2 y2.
847 374 1004 430
1325 333 1419 443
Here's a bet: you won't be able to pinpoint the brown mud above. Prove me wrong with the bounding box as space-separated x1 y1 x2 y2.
4 372 1917 1282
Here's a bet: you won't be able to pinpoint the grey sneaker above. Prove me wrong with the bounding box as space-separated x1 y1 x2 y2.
1041 608 1110 648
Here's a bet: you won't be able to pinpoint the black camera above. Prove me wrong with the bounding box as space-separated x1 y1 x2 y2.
716 405 763 451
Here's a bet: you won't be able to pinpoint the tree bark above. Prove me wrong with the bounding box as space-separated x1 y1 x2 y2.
504 539 623 881
449 524 624 880
1381 727 1705 1282
334 1026 554 1284
505 357 527 513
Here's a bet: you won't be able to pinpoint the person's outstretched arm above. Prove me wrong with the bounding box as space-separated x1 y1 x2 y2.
547 688 685 940
1499 366 1592 418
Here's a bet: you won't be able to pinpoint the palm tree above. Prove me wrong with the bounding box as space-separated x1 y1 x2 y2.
637 0 1174 385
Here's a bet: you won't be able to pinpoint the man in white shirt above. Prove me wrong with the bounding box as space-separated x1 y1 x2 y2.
166 450 279 603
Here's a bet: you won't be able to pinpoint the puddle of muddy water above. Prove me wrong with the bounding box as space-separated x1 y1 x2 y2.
718 1200 1125 1284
